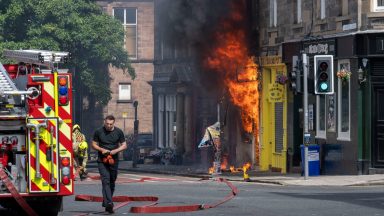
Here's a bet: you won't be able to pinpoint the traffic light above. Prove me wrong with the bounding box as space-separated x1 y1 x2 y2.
289 56 301 94
314 55 334 94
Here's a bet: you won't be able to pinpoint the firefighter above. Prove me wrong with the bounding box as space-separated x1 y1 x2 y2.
72 124 88 180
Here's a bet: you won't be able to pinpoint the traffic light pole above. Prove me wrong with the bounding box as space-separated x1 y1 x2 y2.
302 53 309 180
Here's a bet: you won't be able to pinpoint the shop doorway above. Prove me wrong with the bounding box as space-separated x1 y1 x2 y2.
372 83 384 168
260 63 287 173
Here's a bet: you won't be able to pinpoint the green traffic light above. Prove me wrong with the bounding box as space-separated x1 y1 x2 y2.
320 82 328 91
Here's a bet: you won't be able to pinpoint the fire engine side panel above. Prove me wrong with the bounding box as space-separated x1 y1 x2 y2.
26 73 73 196
27 118 59 193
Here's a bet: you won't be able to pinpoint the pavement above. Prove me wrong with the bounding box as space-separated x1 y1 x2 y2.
91 160 384 187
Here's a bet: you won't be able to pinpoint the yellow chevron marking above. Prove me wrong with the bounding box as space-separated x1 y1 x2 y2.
29 129 58 174
62 101 71 114
38 103 56 118
44 80 54 96
29 166 58 192
60 121 71 138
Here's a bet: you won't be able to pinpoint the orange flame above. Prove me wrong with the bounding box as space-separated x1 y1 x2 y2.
203 1 260 163
208 166 214 174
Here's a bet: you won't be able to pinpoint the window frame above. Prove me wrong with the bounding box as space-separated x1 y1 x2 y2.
337 59 351 141
296 0 302 23
157 94 176 149
320 0 326 19
117 83 132 102
112 7 138 59
374 0 384 11
269 0 277 27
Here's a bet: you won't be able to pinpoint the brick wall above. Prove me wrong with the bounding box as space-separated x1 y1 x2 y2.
98 1 154 135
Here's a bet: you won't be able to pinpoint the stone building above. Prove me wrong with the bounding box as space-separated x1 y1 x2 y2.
256 0 384 174
94 0 154 135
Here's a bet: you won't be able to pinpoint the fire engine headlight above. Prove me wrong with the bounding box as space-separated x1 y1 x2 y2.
62 167 70 176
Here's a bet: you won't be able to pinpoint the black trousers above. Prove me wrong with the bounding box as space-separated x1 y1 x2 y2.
97 161 118 206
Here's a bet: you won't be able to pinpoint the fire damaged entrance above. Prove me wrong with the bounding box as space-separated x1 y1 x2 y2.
260 61 287 173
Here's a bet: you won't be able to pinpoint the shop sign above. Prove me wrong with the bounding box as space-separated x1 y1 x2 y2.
303 40 335 56
268 83 284 103
259 56 282 65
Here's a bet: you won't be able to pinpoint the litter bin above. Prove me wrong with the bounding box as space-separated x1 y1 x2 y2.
300 144 320 176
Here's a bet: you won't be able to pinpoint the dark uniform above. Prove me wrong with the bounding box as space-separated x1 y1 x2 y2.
93 126 125 209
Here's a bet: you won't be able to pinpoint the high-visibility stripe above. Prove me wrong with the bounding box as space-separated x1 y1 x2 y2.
54 72 59 118
29 155 58 192
29 141 58 178
58 103 71 119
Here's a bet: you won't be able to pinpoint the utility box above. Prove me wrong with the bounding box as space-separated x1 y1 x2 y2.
301 144 320 176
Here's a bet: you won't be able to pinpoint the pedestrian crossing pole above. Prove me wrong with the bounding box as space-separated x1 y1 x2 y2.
302 53 309 180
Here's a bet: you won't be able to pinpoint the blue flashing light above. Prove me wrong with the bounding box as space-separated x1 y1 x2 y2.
59 86 68 95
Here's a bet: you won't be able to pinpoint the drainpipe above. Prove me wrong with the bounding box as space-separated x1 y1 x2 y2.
358 84 364 175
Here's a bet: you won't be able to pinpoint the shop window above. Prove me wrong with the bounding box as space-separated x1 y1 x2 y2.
157 94 176 148
337 60 351 140
118 83 131 101
316 95 326 138
113 8 137 59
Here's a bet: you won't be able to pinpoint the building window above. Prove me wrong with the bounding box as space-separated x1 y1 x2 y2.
157 94 176 148
118 83 131 101
269 0 277 27
113 8 137 59
316 95 326 138
320 0 326 19
374 0 384 11
337 60 351 140
294 0 302 24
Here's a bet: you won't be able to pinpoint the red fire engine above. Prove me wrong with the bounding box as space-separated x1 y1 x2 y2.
0 49 73 215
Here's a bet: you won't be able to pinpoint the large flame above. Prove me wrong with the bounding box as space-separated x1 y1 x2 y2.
203 0 260 162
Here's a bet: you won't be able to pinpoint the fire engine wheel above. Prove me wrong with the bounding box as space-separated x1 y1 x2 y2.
0 197 63 216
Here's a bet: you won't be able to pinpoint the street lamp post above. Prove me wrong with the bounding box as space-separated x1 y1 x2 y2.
132 101 139 168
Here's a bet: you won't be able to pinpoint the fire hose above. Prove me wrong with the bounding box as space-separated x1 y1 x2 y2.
75 177 238 214
0 167 38 216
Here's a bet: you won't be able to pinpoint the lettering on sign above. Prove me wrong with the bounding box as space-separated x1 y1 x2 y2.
308 44 328 55
303 40 335 56
268 83 284 103
259 56 282 65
